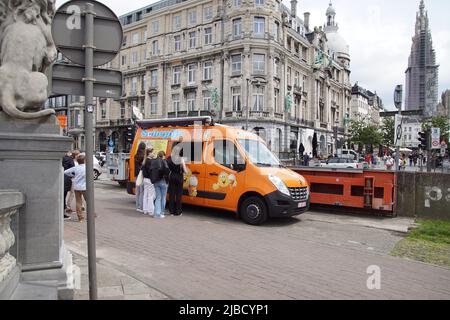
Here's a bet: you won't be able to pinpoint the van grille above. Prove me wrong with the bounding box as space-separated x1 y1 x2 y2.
289 187 308 201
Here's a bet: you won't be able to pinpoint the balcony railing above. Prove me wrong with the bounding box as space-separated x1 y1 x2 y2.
249 111 270 118
274 113 284 120
225 111 243 118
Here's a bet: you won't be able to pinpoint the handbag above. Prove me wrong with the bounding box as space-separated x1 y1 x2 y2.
135 170 144 187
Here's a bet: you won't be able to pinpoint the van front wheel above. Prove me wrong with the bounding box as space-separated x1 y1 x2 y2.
240 196 268 225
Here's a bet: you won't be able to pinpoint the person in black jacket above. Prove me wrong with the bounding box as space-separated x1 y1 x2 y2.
167 151 187 216
62 151 75 220
134 142 147 213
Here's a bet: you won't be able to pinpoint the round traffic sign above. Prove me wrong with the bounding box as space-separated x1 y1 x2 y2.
52 0 123 67
432 141 439 147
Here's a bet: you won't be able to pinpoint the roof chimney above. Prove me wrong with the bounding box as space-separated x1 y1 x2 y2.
304 12 310 31
290 0 298 17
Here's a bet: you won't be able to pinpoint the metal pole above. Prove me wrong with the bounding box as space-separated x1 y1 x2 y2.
83 3 98 300
246 79 250 131
395 111 401 172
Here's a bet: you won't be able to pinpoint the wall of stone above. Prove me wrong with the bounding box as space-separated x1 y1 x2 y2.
397 172 450 220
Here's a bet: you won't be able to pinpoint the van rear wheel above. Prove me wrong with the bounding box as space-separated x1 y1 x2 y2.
240 196 268 225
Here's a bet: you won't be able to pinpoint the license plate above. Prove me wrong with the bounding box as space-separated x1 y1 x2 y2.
298 202 307 208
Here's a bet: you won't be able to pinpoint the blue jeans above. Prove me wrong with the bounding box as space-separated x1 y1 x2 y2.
154 180 168 217
135 184 144 210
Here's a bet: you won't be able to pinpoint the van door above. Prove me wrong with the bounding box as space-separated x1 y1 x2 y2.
204 139 246 212
172 141 205 206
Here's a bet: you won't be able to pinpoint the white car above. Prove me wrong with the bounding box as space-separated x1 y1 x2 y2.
321 157 362 169
93 156 102 180
80 153 102 180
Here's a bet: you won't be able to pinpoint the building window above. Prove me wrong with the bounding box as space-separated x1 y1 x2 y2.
204 6 213 20
253 17 265 37
204 27 212 45
252 86 264 111
122 35 127 47
287 67 291 86
120 103 125 119
203 61 212 80
172 94 180 112
131 77 137 94
152 40 159 55
140 99 145 115
173 66 181 85
143 29 147 41
255 0 265 6
232 87 241 111
231 54 242 74
203 91 211 110
101 102 106 119
150 70 158 88
274 89 279 112
150 95 157 114
233 18 242 39
253 54 265 73
142 75 147 91
294 71 299 87
131 51 138 64
188 9 197 25
234 0 241 7
188 64 197 84
132 32 139 45
174 35 181 51
273 58 280 77
187 92 196 111
121 55 127 66
273 21 280 41
152 21 159 34
173 15 181 31
189 31 197 49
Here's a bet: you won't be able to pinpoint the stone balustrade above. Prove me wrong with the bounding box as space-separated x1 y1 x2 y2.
0 190 23 299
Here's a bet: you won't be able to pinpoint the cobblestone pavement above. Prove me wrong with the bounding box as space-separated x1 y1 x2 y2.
64 180 450 300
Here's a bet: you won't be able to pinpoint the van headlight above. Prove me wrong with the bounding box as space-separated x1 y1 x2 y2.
268 174 290 197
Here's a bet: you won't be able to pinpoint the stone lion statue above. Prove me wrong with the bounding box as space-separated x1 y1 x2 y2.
0 0 57 119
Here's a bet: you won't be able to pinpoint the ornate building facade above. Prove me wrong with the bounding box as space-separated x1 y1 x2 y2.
96 0 352 156
405 0 439 117
350 83 383 126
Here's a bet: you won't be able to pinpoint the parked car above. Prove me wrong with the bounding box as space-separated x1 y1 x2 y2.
95 152 107 167
80 153 103 180
321 157 362 169
93 156 102 180
337 149 359 161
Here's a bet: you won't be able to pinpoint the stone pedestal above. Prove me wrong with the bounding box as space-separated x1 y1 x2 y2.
0 113 74 299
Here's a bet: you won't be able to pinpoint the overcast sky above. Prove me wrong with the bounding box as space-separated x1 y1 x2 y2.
56 0 449 110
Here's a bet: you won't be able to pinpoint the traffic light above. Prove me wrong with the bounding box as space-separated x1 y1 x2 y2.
418 131 429 150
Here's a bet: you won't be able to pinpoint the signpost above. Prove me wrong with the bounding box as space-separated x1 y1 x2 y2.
394 85 403 171
431 127 441 150
52 0 123 300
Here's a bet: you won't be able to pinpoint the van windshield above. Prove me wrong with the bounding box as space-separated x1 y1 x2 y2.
238 139 281 167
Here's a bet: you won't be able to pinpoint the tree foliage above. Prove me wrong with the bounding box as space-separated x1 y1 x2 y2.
381 116 395 147
348 118 383 148
422 116 450 143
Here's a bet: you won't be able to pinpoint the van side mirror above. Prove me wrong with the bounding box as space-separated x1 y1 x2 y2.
234 162 246 172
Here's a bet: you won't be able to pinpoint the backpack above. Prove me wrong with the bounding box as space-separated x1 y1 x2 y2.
159 160 170 180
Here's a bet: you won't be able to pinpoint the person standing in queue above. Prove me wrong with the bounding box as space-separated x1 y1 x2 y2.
151 151 170 219
167 150 187 216
141 145 156 216
134 142 147 213
62 151 75 220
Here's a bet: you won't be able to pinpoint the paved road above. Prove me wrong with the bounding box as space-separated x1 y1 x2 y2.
65 180 450 300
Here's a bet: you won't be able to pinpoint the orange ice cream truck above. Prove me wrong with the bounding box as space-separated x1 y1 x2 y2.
128 117 310 225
